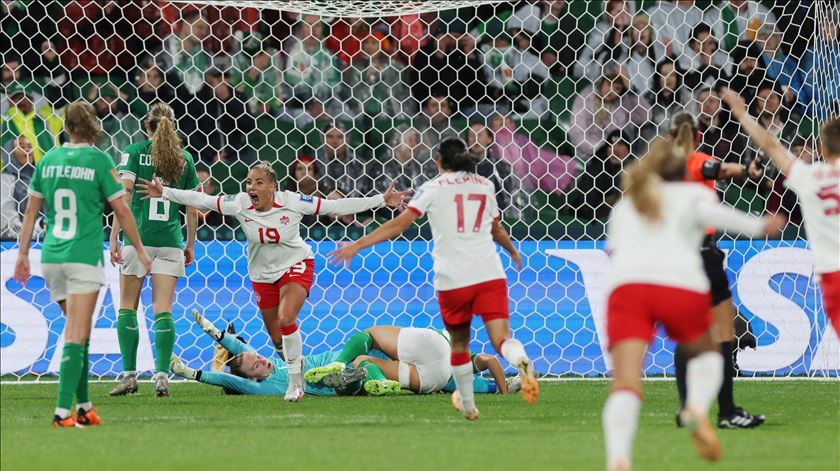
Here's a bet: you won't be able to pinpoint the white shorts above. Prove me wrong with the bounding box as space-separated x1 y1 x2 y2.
41 263 104 302
397 327 452 394
121 246 185 278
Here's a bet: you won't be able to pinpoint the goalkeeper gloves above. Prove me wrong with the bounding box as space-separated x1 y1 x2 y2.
170 354 198 380
192 309 223 341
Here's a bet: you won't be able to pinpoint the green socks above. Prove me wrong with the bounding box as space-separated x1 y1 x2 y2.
358 360 386 381
117 309 139 373
56 342 85 411
154 312 175 374
337 331 373 364
75 340 90 405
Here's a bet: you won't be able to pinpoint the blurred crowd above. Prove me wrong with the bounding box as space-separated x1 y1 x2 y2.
1 0 836 239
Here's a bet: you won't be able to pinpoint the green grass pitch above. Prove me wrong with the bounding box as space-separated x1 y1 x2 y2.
1 381 838 471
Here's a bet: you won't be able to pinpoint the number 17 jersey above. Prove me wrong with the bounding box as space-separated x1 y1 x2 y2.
118 140 200 248
406 171 506 290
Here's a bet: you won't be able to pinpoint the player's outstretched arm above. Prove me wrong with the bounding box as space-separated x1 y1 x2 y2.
315 181 411 216
171 354 278 395
137 175 231 214
191 309 255 355
720 87 795 175
491 219 522 270
696 198 785 237
473 354 509 394
13 195 43 285
328 209 419 266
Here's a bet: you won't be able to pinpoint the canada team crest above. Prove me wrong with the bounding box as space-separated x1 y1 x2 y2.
279 216 290 225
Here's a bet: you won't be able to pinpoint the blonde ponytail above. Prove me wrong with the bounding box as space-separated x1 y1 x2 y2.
147 102 185 185
622 137 687 222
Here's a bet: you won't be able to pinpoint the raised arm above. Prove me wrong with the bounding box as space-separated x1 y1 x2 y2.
720 87 795 175
491 219 522 270
328 209 419 266
473 354 509 394
191 309 256 356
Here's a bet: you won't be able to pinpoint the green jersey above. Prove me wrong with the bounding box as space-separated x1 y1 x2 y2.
29 144 125 266
118 140 199 248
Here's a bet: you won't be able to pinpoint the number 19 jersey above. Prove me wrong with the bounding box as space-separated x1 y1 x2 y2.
28 143 125 266
406 172 506 290
118 140 200 248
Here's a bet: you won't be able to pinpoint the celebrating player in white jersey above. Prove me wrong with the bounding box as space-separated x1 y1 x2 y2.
329 138 538 420
721 88 840 336
137 161 409 401
601 133 782 471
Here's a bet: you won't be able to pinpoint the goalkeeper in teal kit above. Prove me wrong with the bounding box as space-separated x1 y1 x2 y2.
171 310 516 396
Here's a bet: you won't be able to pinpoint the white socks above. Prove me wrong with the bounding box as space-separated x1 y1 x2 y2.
686 351 724 414
54 407 71 419
500 338 528 365
602 390 642 467
282 329 303 375
452 362 475 412
77 402 93 412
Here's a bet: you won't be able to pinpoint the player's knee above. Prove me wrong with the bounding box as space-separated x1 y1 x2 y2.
352 355 372 368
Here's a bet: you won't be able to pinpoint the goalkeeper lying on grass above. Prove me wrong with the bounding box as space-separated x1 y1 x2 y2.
171 310 517 397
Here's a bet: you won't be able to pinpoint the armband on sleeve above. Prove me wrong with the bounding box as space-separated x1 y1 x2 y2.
700 160 721 180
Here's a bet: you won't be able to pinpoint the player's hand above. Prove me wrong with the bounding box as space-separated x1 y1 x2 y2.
192 309 222 341
762 213 786 236
137 249 152 276
720 87 747 118
109 240 124 266
382 181 412 209
184 244 195 267
170 354 198 380
328 242 360 267
136 175 164 200
13 254 30 286
510 251 523 271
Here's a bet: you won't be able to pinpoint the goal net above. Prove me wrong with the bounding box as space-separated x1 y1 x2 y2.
1 0 837 381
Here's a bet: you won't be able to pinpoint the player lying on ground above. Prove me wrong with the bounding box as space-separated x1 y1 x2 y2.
668 111 765 429
137 162 409 402
721 87 840 336
601 130 782 471
304 325 514 395
172 310 509 396
330 137 538 421
13 102 151 428
109 102 200 398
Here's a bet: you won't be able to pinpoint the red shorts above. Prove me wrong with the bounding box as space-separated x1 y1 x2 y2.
251 259 315 310
437 279 510 329
607 284 712 349
820 271 840 336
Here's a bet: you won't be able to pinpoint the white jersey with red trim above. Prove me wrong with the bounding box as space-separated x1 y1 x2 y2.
161 188 385 283
606 182 765 294
784 159 840 275
406 171 506 291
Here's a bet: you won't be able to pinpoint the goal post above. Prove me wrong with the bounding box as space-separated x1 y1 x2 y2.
0 0 837 381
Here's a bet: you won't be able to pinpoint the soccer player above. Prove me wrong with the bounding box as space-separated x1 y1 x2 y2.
173 311 510 397
668 111 766 429
136 162 409 401
329 137 538 420
721 87 840 336
13 102 151 428
304 325 512 395
601 133 782 470
108 102 200 398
